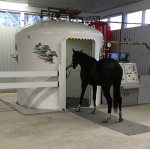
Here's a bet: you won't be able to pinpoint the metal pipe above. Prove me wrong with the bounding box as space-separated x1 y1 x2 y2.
6 11 21 27
106 41 150 50
119 12 123 62
107 21 150 25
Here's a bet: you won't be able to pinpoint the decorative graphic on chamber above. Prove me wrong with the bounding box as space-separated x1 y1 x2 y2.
33 43 58 64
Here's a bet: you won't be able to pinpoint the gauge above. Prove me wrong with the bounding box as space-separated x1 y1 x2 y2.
106 42 111 48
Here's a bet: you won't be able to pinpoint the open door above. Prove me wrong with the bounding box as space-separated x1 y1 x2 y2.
66 39 92 109
60 38 102 110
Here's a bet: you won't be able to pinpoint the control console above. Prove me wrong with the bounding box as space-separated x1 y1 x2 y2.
119 63 139 84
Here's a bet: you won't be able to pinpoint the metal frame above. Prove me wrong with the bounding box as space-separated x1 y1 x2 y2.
5 11 21 27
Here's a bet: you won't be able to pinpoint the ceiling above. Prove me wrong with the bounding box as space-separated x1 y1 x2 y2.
1 0 144 13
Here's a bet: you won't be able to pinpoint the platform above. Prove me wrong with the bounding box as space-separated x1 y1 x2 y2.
121 83 149 89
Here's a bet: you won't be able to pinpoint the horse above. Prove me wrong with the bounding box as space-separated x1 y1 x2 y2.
72 49 123 123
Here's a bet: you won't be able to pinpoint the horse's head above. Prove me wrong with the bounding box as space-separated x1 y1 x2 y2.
72 48 83 69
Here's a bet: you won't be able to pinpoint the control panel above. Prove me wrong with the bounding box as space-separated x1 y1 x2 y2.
119 63 139 84
125 64 139 83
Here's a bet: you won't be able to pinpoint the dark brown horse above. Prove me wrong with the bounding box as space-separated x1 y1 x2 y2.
72 49 123 123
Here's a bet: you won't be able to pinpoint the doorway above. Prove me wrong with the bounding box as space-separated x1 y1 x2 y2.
66 39 94 109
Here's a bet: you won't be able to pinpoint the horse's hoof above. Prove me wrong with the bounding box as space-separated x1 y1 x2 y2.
76 110 80 112
103 120 108 123
119 118 123 122
91 112 95 114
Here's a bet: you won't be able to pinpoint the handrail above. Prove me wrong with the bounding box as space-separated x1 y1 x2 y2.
0 71 59 89
0 82 58 89
0 71 58 78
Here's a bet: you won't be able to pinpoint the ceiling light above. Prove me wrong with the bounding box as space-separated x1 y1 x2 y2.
0 1 28 7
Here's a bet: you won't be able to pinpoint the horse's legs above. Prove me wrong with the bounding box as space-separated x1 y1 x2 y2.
119 95 123 122
91 85 97 114
114 84 123 122
102 85 112 123
76 82 87 112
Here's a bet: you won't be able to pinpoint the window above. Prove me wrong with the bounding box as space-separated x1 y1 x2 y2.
110 15 122 30
0 12 20 27
100 18 108 22
24 14 40 26
70 19 77 22
43 17 48 21
127 11 142 28
145 9 150 24
61 18 66 21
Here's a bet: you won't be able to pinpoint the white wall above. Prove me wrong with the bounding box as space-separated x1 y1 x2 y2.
0 26 18 92
110 25 150 75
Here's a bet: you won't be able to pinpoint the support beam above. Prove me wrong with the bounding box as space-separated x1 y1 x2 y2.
6 11 21 27
27 13 39 26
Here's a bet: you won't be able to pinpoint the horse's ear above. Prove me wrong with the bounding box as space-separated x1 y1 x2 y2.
80 49 83 53
72 48 75 53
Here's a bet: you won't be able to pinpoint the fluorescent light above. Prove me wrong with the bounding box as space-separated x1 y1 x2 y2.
0 1 28 7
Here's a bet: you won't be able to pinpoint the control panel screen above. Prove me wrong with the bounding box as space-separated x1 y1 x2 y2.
107 53 118 61
120 53 130 62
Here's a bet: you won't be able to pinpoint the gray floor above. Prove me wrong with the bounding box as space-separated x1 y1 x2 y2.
0 93 150 149
0 100 59 116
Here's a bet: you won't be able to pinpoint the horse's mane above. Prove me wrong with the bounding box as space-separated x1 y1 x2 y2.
79 52 97 63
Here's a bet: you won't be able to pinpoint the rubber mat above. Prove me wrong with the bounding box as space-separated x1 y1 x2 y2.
68 107 150 136
66 97 89 109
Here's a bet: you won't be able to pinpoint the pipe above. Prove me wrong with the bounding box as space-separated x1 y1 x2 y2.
40 10 48 19
101 12 123 61
107 21 149 25
48 7 81 15
102 12 123 60
106 41 150 50
119 12 123 62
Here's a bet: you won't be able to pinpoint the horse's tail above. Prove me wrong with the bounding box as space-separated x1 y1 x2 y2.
113 65 123 113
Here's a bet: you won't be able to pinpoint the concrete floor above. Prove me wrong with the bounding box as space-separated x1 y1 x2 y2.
0 93 150 149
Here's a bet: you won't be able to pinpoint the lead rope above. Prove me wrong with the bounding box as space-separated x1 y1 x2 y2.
66 62 73 79
67 69 72 79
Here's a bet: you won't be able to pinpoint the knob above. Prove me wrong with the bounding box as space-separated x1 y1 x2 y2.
132 77 135 80
122 78 125 81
